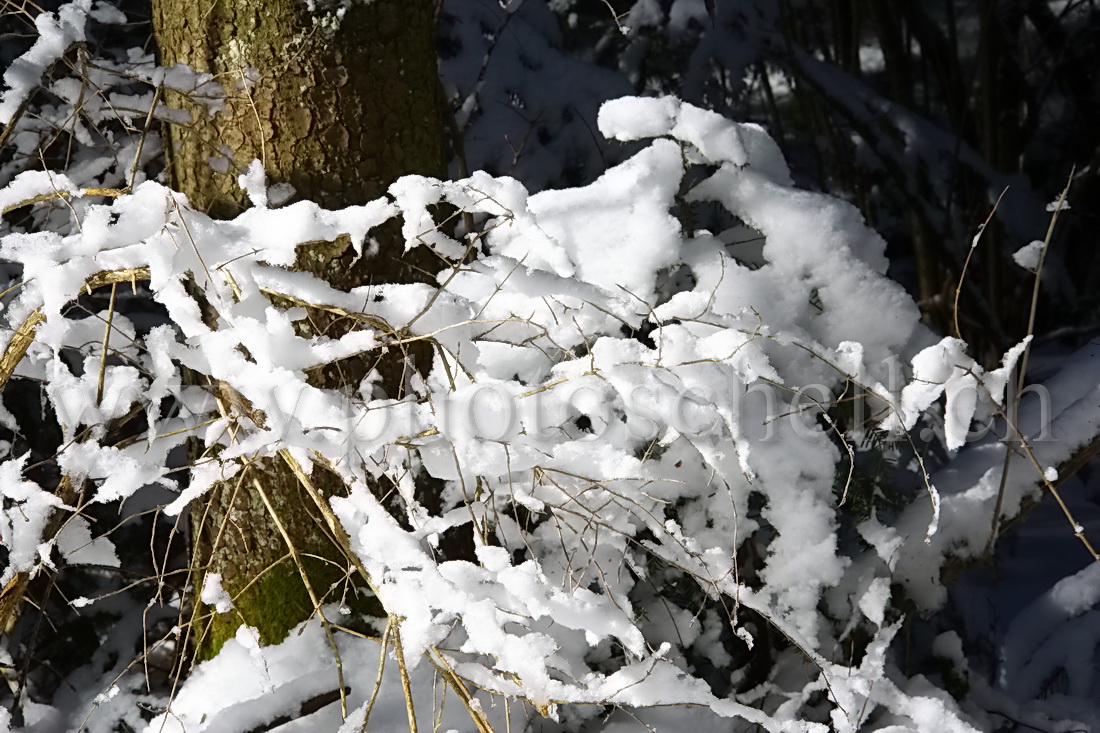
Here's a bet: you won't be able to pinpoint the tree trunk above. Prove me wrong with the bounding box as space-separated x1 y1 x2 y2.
151 0 444 657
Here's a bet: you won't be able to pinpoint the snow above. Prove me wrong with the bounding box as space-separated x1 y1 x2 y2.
1012 240 1045 271
0 170 78 214
200 573 233 614
598 95 682 142
88 2 127 25
0 101 1028 727
884 336 1026 453
56 517 119 568
999 564 1100 699
2 9 1099 725
237 159 268 208
0 455 64 585
493 140 683 301
141 617 513 733
0 0 91 125
884 337 1100 613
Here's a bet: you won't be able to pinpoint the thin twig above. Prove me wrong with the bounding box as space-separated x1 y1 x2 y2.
985 392 1100 562
359 619 392 732
96 283 118 406
391 615 419 733
984 168 1074 559
953 186 1007 339
1 187 126 216
127 85 162 190
427 648 495 733
599 0 632 33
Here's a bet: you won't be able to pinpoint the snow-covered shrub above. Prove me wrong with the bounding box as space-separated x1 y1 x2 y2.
2 3 1099 733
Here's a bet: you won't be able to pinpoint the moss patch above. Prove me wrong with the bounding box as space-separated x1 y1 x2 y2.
194 555 379 660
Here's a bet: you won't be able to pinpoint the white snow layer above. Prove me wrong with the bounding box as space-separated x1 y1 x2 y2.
2 92 1095 732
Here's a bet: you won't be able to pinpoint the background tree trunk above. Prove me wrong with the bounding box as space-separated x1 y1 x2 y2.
151 0 444 657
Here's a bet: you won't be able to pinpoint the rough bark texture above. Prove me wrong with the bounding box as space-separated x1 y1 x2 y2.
154 0 440 211
151 0 444 657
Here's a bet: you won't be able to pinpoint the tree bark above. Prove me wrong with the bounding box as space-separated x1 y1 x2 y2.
151 0 444 657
